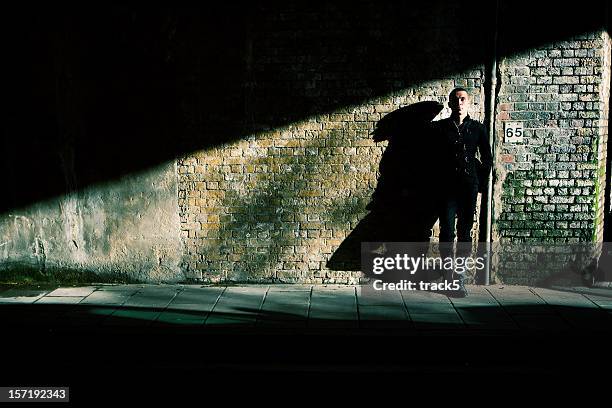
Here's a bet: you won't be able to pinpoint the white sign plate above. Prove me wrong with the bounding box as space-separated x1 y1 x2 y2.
504 121 524 143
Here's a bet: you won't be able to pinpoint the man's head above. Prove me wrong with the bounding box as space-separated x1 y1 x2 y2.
448 87 470 118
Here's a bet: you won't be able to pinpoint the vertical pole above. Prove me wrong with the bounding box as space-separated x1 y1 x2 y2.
482 0 500 285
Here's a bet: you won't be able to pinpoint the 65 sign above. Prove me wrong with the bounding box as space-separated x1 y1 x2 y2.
504 121 524 143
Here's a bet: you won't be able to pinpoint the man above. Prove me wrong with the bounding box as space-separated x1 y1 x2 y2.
433 88 493 297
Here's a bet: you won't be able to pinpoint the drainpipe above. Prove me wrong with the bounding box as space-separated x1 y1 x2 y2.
483 0 500 285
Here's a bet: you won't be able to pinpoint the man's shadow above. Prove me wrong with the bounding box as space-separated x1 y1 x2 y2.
327 101 444 279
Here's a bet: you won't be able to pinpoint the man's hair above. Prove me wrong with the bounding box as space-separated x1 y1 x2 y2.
449 87 469 100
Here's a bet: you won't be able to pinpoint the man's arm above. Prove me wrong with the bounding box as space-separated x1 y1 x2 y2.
479 123 493 175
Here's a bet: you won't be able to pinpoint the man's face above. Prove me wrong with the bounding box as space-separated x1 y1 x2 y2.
449 90 470 116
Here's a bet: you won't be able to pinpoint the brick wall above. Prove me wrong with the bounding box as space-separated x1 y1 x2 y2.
179 82 485 283
174 3 612 285
3 3 610 285
493 30 612 284
176 3 488 283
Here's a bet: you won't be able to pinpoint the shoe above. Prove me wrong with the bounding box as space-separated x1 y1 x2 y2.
455 272 468 297
440 269 468 298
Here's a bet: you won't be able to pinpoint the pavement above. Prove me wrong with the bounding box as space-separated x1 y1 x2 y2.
2 283 612 401
2 283 612 333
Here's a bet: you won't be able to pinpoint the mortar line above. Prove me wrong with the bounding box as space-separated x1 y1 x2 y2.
446 294 468 328
578 291 609 311
398 290 414 326
354 285 361 329
483 286 522 329
306 285 313 328
528 287 575 329
202 286 228 325
151 287 183 325
255 285 271 326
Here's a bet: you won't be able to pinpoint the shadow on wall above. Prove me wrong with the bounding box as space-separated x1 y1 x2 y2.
1 1 606 213
327 102 444 272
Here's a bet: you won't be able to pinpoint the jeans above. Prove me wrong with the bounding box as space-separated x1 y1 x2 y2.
439 182 479 243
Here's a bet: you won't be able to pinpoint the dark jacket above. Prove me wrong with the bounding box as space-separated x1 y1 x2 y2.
432 116 493 189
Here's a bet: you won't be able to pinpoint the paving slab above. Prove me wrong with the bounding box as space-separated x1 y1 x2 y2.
311 287 356 300
316 284 356 290
104 308 164 327
310 288 357 317
400 290 454 304
35 296 84 305
222 286 269 294
559 286 612 297
80 290 134 306
96 285 145 292
264 290 311 304
486 286 545 303
309 289 358 323
122 287 180 308
205 314 257 327
0 289 49 303
46 287 97 297
260 294 310 320
166 288 224 314
310 303 357 317
464 285 496 296
165 303 218 313
558 287 612 309
531 287 600 308
582 298 612 309
357 287 405 307
267 284 313 291
170 287 224 305
3 284 612 334
450 295 500 308
404 302 458 314
208 287 267 323
486 286 554 315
